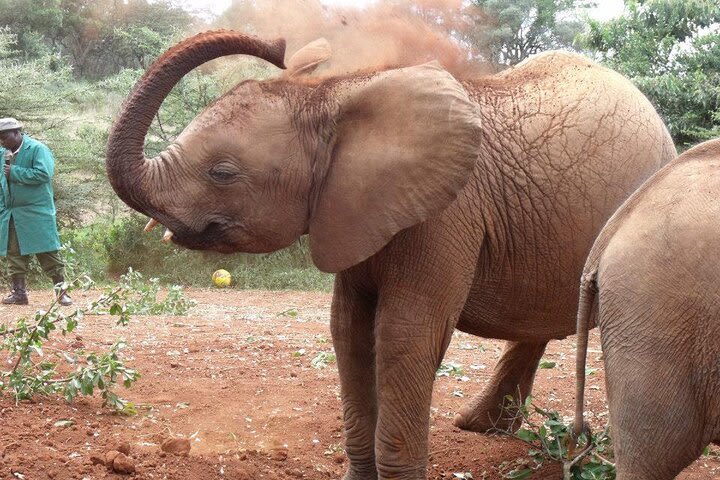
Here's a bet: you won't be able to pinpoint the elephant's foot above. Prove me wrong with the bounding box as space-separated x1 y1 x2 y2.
343 470 425 480
343 462 427 480
453 394 524 433
453 340 547 433
342 465 378 480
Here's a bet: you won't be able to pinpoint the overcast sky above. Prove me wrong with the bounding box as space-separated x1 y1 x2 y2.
178 0 626 21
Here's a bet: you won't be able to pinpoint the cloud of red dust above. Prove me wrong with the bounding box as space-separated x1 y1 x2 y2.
214 0 491 78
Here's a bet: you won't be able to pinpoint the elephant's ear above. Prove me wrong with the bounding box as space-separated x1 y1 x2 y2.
284 38 331 78
309 62 482 273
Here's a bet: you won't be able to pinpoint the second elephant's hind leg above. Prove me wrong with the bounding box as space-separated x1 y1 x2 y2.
605 352 707 480
453 340 547 432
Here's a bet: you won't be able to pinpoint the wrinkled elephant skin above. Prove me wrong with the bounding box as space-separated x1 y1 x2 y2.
105 31 676 479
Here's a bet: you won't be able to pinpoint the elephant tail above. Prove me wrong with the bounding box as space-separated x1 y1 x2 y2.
573 269 598 442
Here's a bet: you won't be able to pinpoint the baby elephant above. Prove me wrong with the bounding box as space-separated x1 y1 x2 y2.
573 138 720 479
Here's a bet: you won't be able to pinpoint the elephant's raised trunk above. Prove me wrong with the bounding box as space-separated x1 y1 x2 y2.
105 30 286 216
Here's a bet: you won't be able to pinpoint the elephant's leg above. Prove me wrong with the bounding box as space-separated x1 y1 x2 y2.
373 295 461 480
453 340 547 432
331 275 379 480
614 430 702 480
605 352 705 480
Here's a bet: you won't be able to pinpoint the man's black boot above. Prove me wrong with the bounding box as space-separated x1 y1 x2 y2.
2 277 28 305
52 275 72 306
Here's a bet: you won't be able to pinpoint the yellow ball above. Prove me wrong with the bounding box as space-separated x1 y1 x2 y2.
212 269 232 288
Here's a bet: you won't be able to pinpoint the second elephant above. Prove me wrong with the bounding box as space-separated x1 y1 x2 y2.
574 139 720 479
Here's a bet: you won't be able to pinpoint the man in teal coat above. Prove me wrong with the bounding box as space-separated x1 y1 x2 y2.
0 118 71 305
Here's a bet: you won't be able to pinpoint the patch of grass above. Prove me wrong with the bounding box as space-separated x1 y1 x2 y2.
538 360 557 369
311 351 336 369
704 445 720 458
437 361 465 378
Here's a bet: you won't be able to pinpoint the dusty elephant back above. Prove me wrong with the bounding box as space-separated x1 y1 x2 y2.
587 138 720 274
599 146 720 297
597 139 720 311
455 51 676 340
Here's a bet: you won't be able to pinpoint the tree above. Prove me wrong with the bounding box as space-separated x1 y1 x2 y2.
583 0 720 76
468 0 596 66
0 0 193 78
0 0 64 58
82 0 194 76
0 30 71 128
582 0 720 147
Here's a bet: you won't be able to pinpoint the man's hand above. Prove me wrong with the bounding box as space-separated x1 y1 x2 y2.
3 164 9 177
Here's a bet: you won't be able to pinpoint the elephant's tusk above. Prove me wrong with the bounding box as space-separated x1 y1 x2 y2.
162 229 174 243
144 218 159 232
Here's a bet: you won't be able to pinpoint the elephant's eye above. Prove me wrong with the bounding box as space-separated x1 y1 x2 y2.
209 164 239 184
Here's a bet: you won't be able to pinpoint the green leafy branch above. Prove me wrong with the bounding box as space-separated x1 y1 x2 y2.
0 270 195 412
0 276 139 411
110 267 196 316
494 395 615 480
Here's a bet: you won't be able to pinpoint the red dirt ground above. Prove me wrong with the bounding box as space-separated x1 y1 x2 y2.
1 288 718 479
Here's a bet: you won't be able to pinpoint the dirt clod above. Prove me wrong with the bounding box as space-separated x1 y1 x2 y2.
117 442 132 455
161 438 191 456
104 450 121 466
89 454 106 466
270 448 288 461
112 453 136 474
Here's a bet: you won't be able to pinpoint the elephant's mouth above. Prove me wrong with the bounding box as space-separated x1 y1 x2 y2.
145 216 260 254
172 221 234 252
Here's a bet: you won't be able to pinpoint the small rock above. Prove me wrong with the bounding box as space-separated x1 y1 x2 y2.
160 438 191 456
89 454 105 466
105 450 120 466
117 442 132 455
112 453 136 474
270 448 288 461
333 452 345 464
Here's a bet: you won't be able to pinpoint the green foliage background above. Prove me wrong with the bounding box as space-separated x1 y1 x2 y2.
579 0 720 148
0 0 717 290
